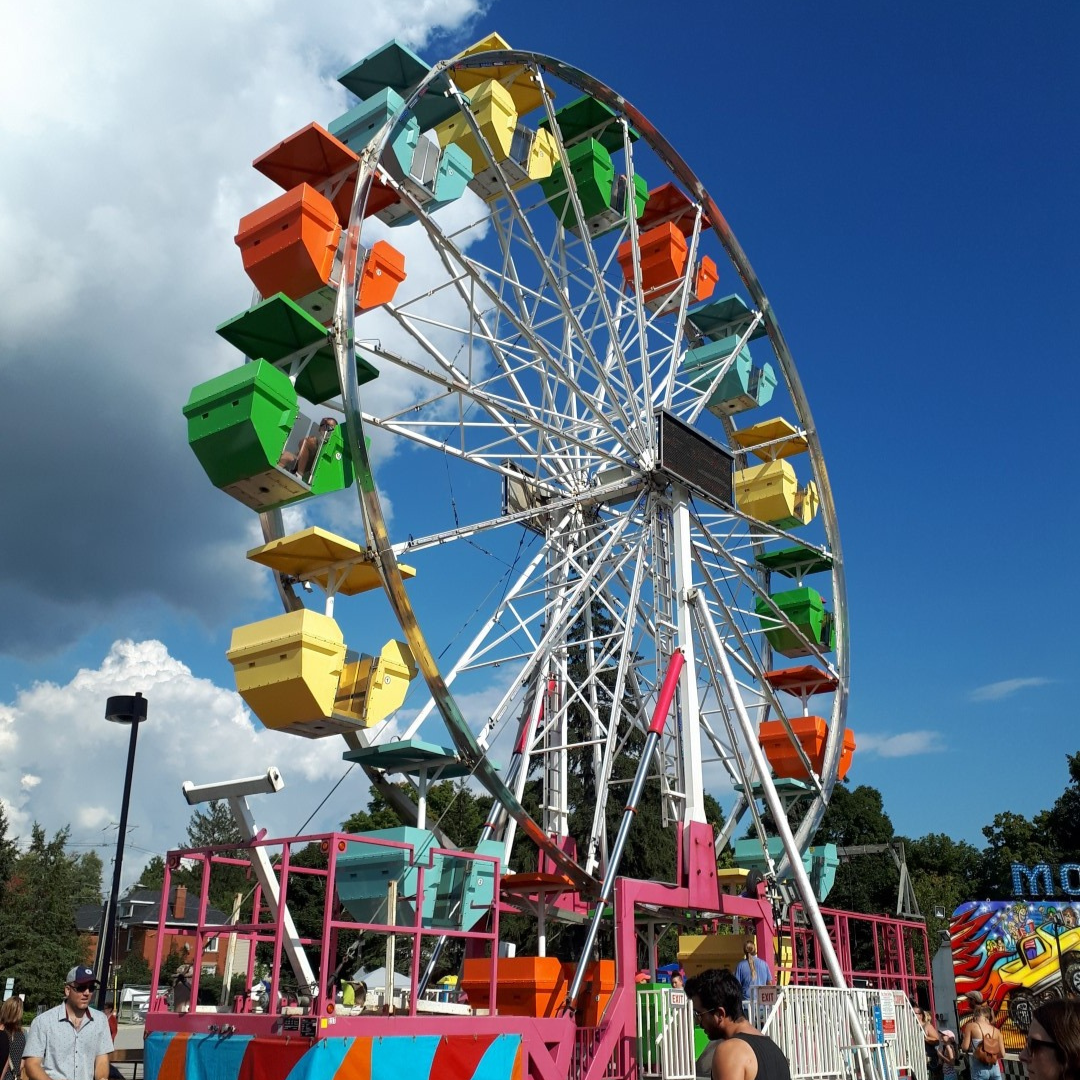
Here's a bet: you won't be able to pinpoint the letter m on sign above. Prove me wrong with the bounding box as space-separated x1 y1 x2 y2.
1012 862 1054 897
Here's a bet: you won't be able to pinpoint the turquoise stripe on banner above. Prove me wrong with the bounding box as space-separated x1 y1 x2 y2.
474 1036 522 1080
371 1035 439 1079
186 1034 253 1080
288 1038 354 1080
144 1031 175 1080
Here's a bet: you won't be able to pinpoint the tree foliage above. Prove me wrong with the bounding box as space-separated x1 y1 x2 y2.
0 824 102 1006
905 832 982 944
175 800 249 914
115 949 152 987
138 854 167 890
813 784 901 915
1045 751 1080 859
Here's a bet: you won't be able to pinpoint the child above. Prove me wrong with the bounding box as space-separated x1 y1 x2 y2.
938 1028 959 1080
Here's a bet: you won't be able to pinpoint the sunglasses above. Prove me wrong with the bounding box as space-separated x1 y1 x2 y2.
69 984 97 993
1025 1037 1058 1054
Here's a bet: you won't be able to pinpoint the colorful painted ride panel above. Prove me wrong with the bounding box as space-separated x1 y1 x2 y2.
144 1032 524 1080
951 899 1080 1042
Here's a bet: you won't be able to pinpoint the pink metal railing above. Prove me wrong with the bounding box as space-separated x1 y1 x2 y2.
783 903 935 1014
146 830 500 1022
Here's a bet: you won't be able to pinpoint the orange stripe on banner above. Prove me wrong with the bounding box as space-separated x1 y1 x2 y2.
158 1034 190 1080
430 1035 498 1080
337 1036 372 1080
511 1042 524 1080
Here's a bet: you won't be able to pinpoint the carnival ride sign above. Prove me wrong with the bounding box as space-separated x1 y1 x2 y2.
1011 862 1080 898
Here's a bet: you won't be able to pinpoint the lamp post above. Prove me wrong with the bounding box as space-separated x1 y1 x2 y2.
96 692 149 1011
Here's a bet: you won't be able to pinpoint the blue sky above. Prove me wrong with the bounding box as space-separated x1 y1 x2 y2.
1 0 1076 884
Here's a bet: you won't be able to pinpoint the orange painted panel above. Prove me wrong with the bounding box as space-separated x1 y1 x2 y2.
616 222 688 300
157 1034 189 1080
430 1035 499 1080
695 256 719 301
563 959 616 1027
759 716 856 781
461 956 566 1017
253 123 358 192
338 1035 373 1080
638 182 711 236
236 1038 308 1080
330 176 400 227
236 183 341 300
358 241 407 310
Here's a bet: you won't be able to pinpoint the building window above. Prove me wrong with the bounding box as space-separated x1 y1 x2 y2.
205 937 218 953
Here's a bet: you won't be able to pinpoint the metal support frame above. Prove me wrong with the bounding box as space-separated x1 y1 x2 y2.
181 769 317 995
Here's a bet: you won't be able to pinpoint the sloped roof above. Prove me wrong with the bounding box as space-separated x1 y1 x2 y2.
120 885 229 928
75 903 105 933
75 887 230 933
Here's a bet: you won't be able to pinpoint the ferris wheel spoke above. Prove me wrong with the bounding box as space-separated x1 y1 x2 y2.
579 534 650 875
691 507 842 681
385 174 643 460
532 70 650 456
613 126 654 416
481 156 643 446
695 584 826 799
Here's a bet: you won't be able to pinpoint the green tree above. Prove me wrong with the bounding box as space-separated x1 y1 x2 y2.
813 784 899 914
1045 751 1080 860
975 809 1059 899
115 950 152 988
906 832 982 945
138 854 167 891
0 803 17 889
175 801 248 914
0 803 18 932
342 791 415 835
0 824 86 1004
73 850 104 905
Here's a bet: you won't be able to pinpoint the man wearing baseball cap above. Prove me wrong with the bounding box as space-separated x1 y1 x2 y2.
23 966 114 1080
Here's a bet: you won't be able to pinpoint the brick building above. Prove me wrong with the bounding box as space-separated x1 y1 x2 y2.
77 884 234 977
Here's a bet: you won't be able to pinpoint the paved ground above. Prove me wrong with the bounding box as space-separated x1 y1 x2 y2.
115 1021 144 1050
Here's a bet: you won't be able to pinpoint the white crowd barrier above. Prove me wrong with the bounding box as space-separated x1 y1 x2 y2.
754 984 928 1080
636 986 696 1080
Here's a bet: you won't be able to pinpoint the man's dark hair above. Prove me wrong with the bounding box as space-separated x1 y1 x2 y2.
684 968 745 1020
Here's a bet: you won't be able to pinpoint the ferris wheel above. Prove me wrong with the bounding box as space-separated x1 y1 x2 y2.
186 34 853 893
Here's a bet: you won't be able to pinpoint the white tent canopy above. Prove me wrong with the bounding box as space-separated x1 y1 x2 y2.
351 966 412 990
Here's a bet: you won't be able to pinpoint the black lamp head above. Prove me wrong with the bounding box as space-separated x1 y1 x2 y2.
105 692 148 725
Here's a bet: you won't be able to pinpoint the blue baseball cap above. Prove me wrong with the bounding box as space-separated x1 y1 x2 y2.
66 966 99 987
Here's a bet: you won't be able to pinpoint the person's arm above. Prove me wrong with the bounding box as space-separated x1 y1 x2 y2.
960 1024 972 1052
94 1017 114 1079
22 1058 54 1080
22 1023 55 1080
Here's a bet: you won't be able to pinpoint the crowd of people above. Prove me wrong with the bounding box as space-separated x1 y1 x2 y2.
684 954 1080 1080
2 957 1080 1080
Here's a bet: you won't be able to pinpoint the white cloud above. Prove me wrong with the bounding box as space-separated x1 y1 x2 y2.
0 0 485 658
969 677 1053 703
0 639 364 885
856 730 945 758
